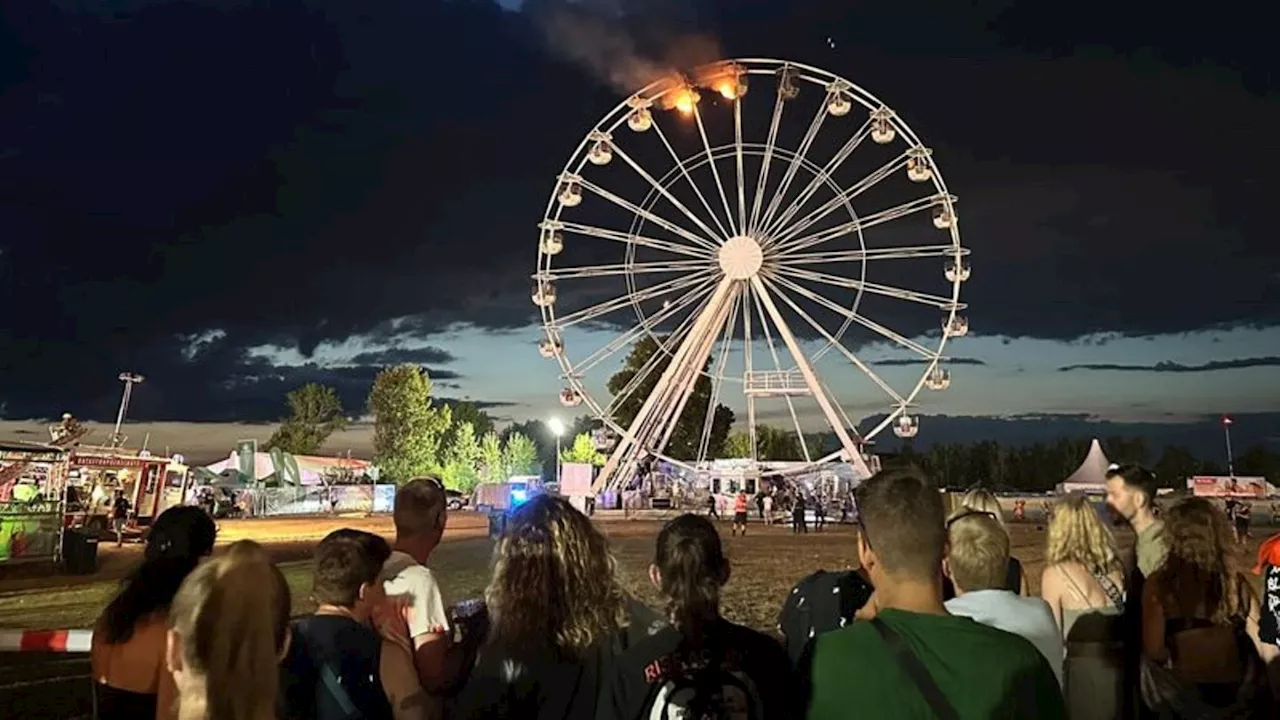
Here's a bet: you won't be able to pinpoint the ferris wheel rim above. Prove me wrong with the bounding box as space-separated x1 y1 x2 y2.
534 57 969 460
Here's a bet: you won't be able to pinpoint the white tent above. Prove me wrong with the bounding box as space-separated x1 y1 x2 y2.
1058 438 1112 493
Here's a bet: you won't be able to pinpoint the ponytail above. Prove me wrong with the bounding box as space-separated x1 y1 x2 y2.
170 541 291 720
654 514 726 642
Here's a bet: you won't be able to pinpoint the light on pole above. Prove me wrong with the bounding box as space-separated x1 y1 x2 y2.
1222 415 1235 476
548 417 566 484
112 372 145 448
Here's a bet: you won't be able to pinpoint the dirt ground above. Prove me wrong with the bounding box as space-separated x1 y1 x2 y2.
0 514 1272 720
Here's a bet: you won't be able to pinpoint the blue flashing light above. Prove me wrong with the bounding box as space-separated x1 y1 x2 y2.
510 488 529 505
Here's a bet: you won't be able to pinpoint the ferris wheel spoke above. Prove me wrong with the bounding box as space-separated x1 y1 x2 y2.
773 195 947 256
784 244 963 265
775 266 961 311
757 99 830 243
761 118 873 241
748 91 787 236
557 221 709 260
696 289 740 465
771 153 909 247
572 277 716 375
609 143 725 249
536 258 711 282
553 272 712 329
576 179 718 254
651 123 732 242
604 287 713 418
760 275 907 406
740 284 757 459
692 103 738 238
770 274 935 359
733 98 748 234
748 282 811 462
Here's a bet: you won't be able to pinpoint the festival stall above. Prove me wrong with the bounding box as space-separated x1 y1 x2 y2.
197 449 390 516
1056 439 1112 496
0 443 70 564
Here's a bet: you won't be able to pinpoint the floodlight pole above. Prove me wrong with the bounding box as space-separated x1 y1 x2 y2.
112 372 145 448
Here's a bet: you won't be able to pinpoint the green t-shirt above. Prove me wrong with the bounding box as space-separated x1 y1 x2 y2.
805 609 1065 719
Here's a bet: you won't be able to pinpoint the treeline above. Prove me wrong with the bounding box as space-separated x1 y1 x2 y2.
887 436 1278 492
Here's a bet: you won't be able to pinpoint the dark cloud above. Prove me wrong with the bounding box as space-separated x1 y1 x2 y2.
348 346 456 366
0 0 1274 420
874 357 986 367
1058 357 1280 373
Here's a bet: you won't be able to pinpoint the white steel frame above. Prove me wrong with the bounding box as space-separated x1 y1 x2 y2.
533 58 970 494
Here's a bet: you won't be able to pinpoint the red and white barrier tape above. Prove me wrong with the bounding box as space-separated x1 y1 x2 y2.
0 629 93 652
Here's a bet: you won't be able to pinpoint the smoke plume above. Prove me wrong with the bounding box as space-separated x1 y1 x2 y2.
532 1 723 97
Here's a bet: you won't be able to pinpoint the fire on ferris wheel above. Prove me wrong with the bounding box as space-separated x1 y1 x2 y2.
532 58 971 494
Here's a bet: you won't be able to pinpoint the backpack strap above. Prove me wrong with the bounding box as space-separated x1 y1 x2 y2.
870 618 959 720
319 663 359 720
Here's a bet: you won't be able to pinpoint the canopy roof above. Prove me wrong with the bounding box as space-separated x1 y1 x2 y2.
1063 439 1112 488
202 452 373 484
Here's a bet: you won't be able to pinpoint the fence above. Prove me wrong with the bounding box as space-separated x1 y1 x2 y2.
252 484 396 517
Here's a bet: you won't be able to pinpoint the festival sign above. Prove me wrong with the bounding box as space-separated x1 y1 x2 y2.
72 454 155 469
1188 475 1271 498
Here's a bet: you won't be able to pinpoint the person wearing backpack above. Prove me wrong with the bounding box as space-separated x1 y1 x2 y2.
1138 497 1277 716
608 513 796 719
804 467 1064 720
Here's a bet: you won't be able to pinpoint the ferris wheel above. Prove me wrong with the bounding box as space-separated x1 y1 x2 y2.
532 58 971 493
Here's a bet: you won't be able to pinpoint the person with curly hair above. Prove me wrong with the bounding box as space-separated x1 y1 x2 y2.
1140 497 1279 715
456 493 661 719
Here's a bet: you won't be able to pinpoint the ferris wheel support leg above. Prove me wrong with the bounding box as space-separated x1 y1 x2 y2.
593 277 738 495
652 288 738 459
749 276 863 466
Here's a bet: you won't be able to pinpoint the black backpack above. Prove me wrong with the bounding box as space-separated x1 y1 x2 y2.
649 642 764 720
776 570 873 668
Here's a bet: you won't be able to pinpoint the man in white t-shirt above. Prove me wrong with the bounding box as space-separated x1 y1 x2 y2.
944 511 1065 687
377 478 481 720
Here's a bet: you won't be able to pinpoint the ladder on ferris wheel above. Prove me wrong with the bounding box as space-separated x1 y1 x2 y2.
743 370 811 397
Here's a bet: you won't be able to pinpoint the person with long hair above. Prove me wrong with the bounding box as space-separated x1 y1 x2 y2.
456 493 659 719
1140 497 1276 715
609 514 794 719
166 540 291 720
91 505 217 719
1039 493 1127 719
941 488 1028 599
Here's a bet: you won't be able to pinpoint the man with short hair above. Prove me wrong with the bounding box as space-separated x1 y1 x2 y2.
1104 464 1167 577
281 530 395 720
944 511 1064 686
379 478 483 720
805 467 1064 719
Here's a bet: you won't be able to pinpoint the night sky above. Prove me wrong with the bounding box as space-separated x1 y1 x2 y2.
0 0 1276 457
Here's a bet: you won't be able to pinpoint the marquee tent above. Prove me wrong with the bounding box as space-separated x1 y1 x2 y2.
202 452 374 485
1057 439 1112 494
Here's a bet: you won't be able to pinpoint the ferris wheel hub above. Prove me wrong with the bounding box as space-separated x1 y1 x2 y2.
717 235 764 280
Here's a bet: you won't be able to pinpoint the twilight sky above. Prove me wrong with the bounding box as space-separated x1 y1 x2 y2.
0 0 1276 455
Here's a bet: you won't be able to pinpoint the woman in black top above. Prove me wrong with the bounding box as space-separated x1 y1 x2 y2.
608 514 796 720
456 494 660 720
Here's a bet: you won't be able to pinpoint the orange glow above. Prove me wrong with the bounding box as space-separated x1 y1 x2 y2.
714 80 737 99
669 88 699 114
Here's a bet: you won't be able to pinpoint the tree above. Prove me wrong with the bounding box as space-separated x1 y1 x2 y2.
606 336 734 460
367 365 452 483
1154 445 1201 488
723 431 753 458
441 401 496 452
561 432 606 466
478 431 505 482
438 421 482 493
756 424 802 461
265 383 347 455
503 432 540 476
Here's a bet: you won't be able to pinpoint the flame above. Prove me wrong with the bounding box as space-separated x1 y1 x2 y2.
671 88 698 114
714 80 738 100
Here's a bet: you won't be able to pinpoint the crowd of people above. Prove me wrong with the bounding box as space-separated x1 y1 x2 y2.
84 465 1280 719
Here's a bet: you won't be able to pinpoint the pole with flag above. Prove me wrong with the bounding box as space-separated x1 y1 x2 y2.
1222 416 1235 477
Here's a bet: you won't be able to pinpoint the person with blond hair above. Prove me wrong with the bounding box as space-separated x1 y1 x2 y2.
166 540 291 720
1039 493 1126 719
944 511 1064 686
456 493 660 719
940 488 1029 599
